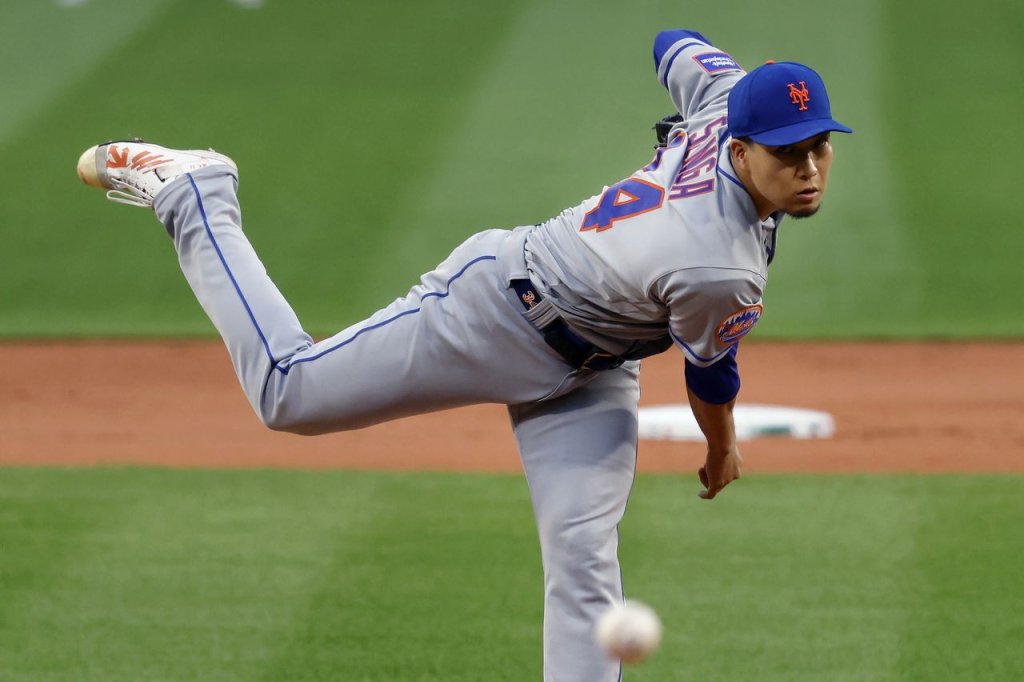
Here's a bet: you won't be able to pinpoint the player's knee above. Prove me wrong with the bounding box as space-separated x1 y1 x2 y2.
543 535 620 607
258 405 319 435
258 404 364 435
263 417 318 435
540 521 618 577
260 411 297 433
264 415 342 436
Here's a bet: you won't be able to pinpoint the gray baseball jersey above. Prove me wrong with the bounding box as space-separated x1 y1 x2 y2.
525 37 775 366
144 30 762 682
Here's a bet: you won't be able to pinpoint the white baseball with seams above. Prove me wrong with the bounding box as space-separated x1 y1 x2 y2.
595 600 663 664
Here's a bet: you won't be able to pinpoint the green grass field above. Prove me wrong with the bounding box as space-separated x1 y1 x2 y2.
0 0 1021 338
1 469 1022 681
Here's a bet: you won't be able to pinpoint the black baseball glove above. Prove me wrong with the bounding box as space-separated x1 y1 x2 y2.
653 113 683 147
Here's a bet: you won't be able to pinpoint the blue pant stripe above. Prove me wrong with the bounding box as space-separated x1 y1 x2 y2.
281 254 498 373
186 173 277 366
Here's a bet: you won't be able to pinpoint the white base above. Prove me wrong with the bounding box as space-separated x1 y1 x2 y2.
638 404 835 442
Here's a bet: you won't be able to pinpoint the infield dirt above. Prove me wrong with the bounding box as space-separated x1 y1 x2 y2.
3 341 1021 474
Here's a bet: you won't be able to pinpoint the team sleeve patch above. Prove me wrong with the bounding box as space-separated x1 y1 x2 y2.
716 304 763 344
692 51 741 74
653 29 712 68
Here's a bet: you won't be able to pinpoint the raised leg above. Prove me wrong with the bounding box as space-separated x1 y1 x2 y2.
153 166 578 433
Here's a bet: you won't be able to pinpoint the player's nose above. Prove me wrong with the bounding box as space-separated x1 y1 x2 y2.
797 153 818 180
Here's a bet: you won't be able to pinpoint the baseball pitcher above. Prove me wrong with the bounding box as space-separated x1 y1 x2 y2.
76 28 850 682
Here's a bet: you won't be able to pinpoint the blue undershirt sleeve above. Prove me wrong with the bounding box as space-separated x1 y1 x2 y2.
685 344 739 404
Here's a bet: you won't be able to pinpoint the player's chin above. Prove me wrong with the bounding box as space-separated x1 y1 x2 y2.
783 201 822 220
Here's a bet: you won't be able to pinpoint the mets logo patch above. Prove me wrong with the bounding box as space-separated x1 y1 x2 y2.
716 304 763 344
692 51 741 74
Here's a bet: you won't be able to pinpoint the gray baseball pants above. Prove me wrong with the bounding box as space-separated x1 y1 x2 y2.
154 167 642 682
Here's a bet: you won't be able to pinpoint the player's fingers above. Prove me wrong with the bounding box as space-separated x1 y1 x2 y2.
699 472 720 499
698 466 709 489
700 473 741 500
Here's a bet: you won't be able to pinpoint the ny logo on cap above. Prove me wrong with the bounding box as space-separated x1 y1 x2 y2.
787 81 810 111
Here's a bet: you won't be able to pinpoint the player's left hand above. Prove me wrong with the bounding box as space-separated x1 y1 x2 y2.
698 446 742 500
653 112 683 147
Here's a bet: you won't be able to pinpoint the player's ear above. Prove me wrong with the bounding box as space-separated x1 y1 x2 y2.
730 138 750 171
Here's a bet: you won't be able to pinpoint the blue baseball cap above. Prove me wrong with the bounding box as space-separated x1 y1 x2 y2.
728 61 852 146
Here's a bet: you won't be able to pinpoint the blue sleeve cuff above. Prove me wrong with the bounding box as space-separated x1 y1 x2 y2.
685 344 739 404
653 29 712 70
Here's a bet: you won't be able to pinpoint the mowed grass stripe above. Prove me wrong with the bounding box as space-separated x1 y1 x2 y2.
881 1 1024 336
893 477 1024 680
0 469 148 680
743 0 923 338
0 469 391 681
256 472 543 682
0 0 526 337
363 0 671 298
624 475 924 681
0 0 173 145
2 469 1023 680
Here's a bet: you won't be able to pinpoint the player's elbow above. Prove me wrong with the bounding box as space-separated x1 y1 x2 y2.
653 29 712 69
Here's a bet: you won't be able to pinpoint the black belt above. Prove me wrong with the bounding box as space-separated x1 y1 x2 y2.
511 279 625 371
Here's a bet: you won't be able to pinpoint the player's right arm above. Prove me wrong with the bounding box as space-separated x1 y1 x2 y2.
651 267 762 499
652 29 745 122
687 384 742 500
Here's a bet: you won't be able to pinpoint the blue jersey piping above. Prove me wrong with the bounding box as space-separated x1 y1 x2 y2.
669 327 731 364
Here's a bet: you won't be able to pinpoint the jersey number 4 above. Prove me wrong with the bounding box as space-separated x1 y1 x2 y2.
580 178 665 232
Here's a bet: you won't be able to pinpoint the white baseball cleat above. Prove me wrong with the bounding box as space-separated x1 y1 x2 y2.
76 140 236 208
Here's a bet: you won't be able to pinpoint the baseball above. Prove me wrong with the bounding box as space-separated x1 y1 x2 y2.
594 600 662 664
